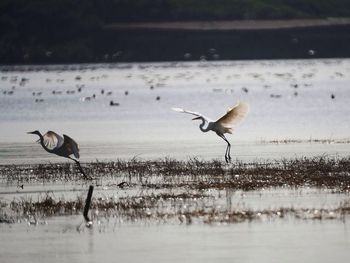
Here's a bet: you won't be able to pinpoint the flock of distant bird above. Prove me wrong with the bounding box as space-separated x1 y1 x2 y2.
1 65 345 179
2 74 162 106
1 72 166 179
3 72 339 103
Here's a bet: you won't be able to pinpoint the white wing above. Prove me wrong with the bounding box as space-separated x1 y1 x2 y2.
216 101 249 127
172 107 212 122
42 131 64 150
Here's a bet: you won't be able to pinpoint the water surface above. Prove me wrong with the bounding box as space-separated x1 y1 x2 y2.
1 217 349 263
1 59 350 262
1 59 350 163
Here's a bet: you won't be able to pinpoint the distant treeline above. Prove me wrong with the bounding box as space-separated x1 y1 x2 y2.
1 0 350 63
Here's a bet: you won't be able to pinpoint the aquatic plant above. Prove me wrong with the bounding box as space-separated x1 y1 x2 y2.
2 190 350 225
1 156 350 191
2 156 350 225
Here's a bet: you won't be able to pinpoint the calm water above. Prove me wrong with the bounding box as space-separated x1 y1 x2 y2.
1 59 350 163
1 59 350 262
1 218 350 263
1 183 350 263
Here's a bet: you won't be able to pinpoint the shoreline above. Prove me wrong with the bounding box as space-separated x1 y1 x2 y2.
105 18 350 31
2 19 350 64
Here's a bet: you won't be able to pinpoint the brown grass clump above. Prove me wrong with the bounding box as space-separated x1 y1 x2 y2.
1 156 350 191
259 138 350 144
9 194 84 218
2 156 350 225
2 191 350 225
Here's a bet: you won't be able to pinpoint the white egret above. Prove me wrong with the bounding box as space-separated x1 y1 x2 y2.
28 130 89 179
172 101 249 163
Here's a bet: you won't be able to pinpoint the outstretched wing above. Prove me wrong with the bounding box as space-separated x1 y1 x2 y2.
42 131 64 150
63 135 80 159
216 101 250 127
172 107 212 122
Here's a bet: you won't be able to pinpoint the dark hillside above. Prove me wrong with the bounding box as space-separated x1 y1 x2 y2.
1 0 350 63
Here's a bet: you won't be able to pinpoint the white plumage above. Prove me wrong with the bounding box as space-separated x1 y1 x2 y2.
172 101 249 162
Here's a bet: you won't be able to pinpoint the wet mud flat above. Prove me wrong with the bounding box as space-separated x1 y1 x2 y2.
1 156 350 226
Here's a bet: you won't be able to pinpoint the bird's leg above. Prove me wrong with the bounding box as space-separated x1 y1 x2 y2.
68 157 90 180
227 141 232 162
225 147 229 163
226 147 230 162
224 142 230 163
226 142 232 163
219 134 231 163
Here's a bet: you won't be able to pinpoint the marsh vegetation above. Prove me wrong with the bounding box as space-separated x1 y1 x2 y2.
1 156 350 225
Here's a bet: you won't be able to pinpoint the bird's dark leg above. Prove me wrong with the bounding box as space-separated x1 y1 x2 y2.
219 134 231 163
68 157 90 180
224 142 229 163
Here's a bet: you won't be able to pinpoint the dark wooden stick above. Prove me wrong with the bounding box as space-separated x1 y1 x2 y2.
83 185 94 223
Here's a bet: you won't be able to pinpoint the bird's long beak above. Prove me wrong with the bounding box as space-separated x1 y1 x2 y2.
192 117 201 120
27 131 36 134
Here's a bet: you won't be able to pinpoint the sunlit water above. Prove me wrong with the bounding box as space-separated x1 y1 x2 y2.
1 184 350 263
1 217 350 263
1 59 350 163
1 59 350 262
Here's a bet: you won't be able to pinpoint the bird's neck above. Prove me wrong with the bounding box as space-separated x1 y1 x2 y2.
199 118 210 132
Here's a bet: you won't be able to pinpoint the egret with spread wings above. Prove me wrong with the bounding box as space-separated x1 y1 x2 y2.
172 101 249 163
28 130 89 179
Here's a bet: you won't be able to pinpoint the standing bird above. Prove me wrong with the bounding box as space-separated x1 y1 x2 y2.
28 130 89 179
172 101 249 163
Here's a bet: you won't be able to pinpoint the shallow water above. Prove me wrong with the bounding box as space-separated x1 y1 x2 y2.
1 59 350 262
1 175 350 263
1 217 350 263
1 59 350 163
1 141 350 165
